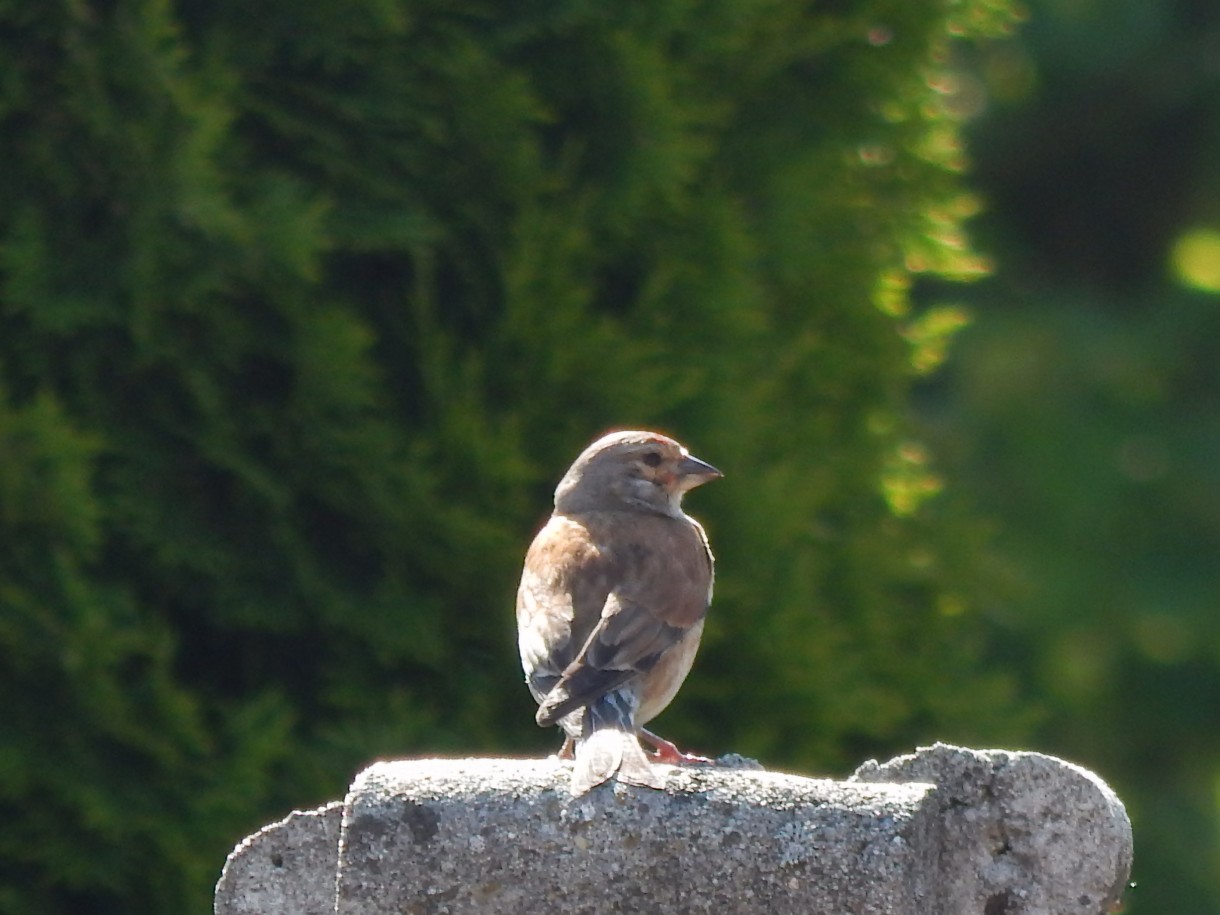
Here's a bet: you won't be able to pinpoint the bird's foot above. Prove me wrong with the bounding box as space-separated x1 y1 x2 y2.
638 727 714 766
558 736 575 760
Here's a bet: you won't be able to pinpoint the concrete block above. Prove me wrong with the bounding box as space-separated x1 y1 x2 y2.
214 745 1133 915
336 757 940 915
853 744 1133 915
214 801 343 915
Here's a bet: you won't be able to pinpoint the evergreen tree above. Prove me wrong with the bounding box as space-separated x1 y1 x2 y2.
0 1 1019 910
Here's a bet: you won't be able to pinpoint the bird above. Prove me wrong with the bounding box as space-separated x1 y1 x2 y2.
516 430 721 795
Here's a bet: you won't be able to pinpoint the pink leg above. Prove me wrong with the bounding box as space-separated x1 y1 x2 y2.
638 727 713 765
557 736 575 760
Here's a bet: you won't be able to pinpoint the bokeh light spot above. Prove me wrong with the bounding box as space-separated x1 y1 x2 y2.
1131 613 1190 665
1170 228 1220 293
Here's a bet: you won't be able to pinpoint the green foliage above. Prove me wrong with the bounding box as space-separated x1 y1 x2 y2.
1 0 1022 911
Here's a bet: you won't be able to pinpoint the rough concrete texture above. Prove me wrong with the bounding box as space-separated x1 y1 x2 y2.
853 743 1133 915
214 801 343 915
336 757 939 915
214 745 1133 915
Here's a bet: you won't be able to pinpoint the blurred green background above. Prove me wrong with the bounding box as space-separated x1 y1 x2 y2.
946 2 1220 911
1 0 1217 912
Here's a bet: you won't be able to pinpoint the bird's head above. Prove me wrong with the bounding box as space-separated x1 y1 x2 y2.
553 430 722 517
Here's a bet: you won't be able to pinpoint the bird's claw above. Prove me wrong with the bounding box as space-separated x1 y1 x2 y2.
653 747 715 766
639 728 715 766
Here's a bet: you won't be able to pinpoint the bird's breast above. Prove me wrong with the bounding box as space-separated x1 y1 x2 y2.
636 618 705 724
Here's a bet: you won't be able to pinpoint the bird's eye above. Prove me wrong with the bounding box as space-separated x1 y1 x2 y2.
642 452 663 467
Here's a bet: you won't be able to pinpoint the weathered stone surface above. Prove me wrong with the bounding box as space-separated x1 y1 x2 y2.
336 757 939 915
853 744 1133 915
214 745 1134 915
214 801 343 915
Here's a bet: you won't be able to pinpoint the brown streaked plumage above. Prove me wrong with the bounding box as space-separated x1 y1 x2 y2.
516 430 720 795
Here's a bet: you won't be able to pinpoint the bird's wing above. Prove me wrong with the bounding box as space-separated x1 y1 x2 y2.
534 592 689 726
517 515 610 707
533 513 713 727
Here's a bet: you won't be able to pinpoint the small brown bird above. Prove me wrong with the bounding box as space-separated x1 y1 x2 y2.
516 430 721 795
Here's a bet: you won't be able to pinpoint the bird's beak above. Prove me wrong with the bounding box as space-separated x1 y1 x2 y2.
675 454 722 489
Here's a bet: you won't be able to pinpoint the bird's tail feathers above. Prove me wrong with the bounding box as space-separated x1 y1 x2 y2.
569 693 663 795
571 727 663 795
